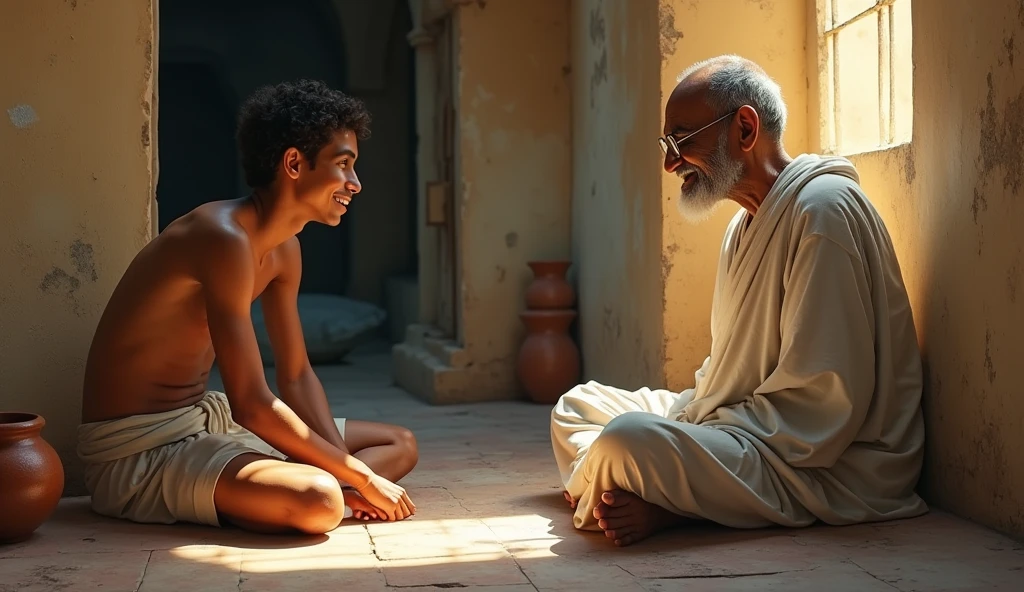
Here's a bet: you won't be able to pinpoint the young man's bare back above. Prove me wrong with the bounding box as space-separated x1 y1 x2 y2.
78 80 418 534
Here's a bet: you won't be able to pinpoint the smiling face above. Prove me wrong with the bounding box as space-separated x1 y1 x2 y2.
662 86 744 222
288 129 362 226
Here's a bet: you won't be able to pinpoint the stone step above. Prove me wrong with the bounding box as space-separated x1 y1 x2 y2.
392 341 474 404
424 336 471 369
402 323 446 347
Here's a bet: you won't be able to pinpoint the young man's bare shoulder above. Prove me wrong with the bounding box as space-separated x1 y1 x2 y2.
166 202 255 272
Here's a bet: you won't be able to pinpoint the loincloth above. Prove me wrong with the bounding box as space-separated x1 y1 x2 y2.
76 391 348 527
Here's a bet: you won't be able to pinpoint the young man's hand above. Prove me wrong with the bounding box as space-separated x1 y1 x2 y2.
356 474 416 521
343 490 382 521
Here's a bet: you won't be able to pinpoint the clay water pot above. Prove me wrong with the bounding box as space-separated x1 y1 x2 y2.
516 310 581 404
524 261 574 310
0 412 64 544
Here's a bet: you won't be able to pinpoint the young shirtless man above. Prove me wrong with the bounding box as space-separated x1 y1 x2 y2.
77 80 417 534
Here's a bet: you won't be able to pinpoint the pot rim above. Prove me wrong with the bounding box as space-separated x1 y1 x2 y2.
0 412 45 431
527 260 571 269
527 261 572 277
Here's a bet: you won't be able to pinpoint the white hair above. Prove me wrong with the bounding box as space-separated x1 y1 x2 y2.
677 55 787 142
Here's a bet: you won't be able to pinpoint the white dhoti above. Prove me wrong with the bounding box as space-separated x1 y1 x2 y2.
77 391 348 527
552 154 929 531
553 382 811 530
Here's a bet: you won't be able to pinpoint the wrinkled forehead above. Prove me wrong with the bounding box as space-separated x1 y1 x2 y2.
663 81 713 135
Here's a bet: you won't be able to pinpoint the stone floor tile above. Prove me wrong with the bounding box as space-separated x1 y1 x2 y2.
139 546 245 592
611 528 830 579
0 551 150 592
522 558 648 591
393 581 536 585
639 561 897 591
239 552 387 591
381 555 531 587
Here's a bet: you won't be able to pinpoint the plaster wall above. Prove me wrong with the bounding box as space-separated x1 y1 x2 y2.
454 0 573 397
832 0 1024 537
0 0 158 493
570 0 666 389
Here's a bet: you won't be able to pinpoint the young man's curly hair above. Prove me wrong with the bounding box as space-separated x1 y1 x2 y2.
236 79 372 189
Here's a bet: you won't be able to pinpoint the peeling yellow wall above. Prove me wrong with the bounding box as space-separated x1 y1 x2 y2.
570 0 666 389
659 0 809 390
0 1 157 494
455 0 573 397
839 1 1024 537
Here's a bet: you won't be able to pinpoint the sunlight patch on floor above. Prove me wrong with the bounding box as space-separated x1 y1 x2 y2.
168 514 564 573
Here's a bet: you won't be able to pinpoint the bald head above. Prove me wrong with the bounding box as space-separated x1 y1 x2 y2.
672 55 787 143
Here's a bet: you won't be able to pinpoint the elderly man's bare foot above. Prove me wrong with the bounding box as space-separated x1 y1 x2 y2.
593 489 683 546
562 490 577 509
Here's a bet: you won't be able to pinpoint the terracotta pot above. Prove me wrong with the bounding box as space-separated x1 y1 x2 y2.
516 310 581 404
0 412 64 544
524 261 574 310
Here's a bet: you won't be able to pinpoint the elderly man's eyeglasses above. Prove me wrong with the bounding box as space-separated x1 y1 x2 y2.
657 110 738 159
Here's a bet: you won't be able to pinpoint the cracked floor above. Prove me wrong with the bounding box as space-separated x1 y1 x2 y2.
2 342 1023 591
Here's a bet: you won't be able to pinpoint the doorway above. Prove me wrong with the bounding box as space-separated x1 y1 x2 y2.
156 0 417 324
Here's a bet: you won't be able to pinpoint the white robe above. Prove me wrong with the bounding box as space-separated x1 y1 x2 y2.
551 153 927 531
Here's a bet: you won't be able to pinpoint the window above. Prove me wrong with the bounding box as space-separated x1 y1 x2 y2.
818 0 913 155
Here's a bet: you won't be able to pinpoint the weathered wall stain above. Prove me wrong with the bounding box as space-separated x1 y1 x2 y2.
70 239 98 281
747 0 775 12
971 187 988 224
7 104 39 129
601 305 622 340
660 242 680 281
902 142 916 185
505 231 518 248
972 418 1011 512
142 40 153 84
978 72 1024 194
658 3 684 63
1008 255 1020 303
39 240 100 316
984 328 997 384
588 4 605 47
39 267 85 318
39 267 81 297
588 3 607 109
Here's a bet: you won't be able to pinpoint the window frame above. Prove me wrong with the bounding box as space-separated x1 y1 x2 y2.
818 0 909 155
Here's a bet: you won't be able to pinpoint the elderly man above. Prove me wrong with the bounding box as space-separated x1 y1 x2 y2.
550 55 927 547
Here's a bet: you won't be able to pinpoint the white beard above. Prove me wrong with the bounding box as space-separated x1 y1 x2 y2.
675 132 744 223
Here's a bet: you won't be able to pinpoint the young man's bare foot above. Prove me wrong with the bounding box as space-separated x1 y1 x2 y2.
593 489 684 547
563 490 577 509
344 490 381 522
